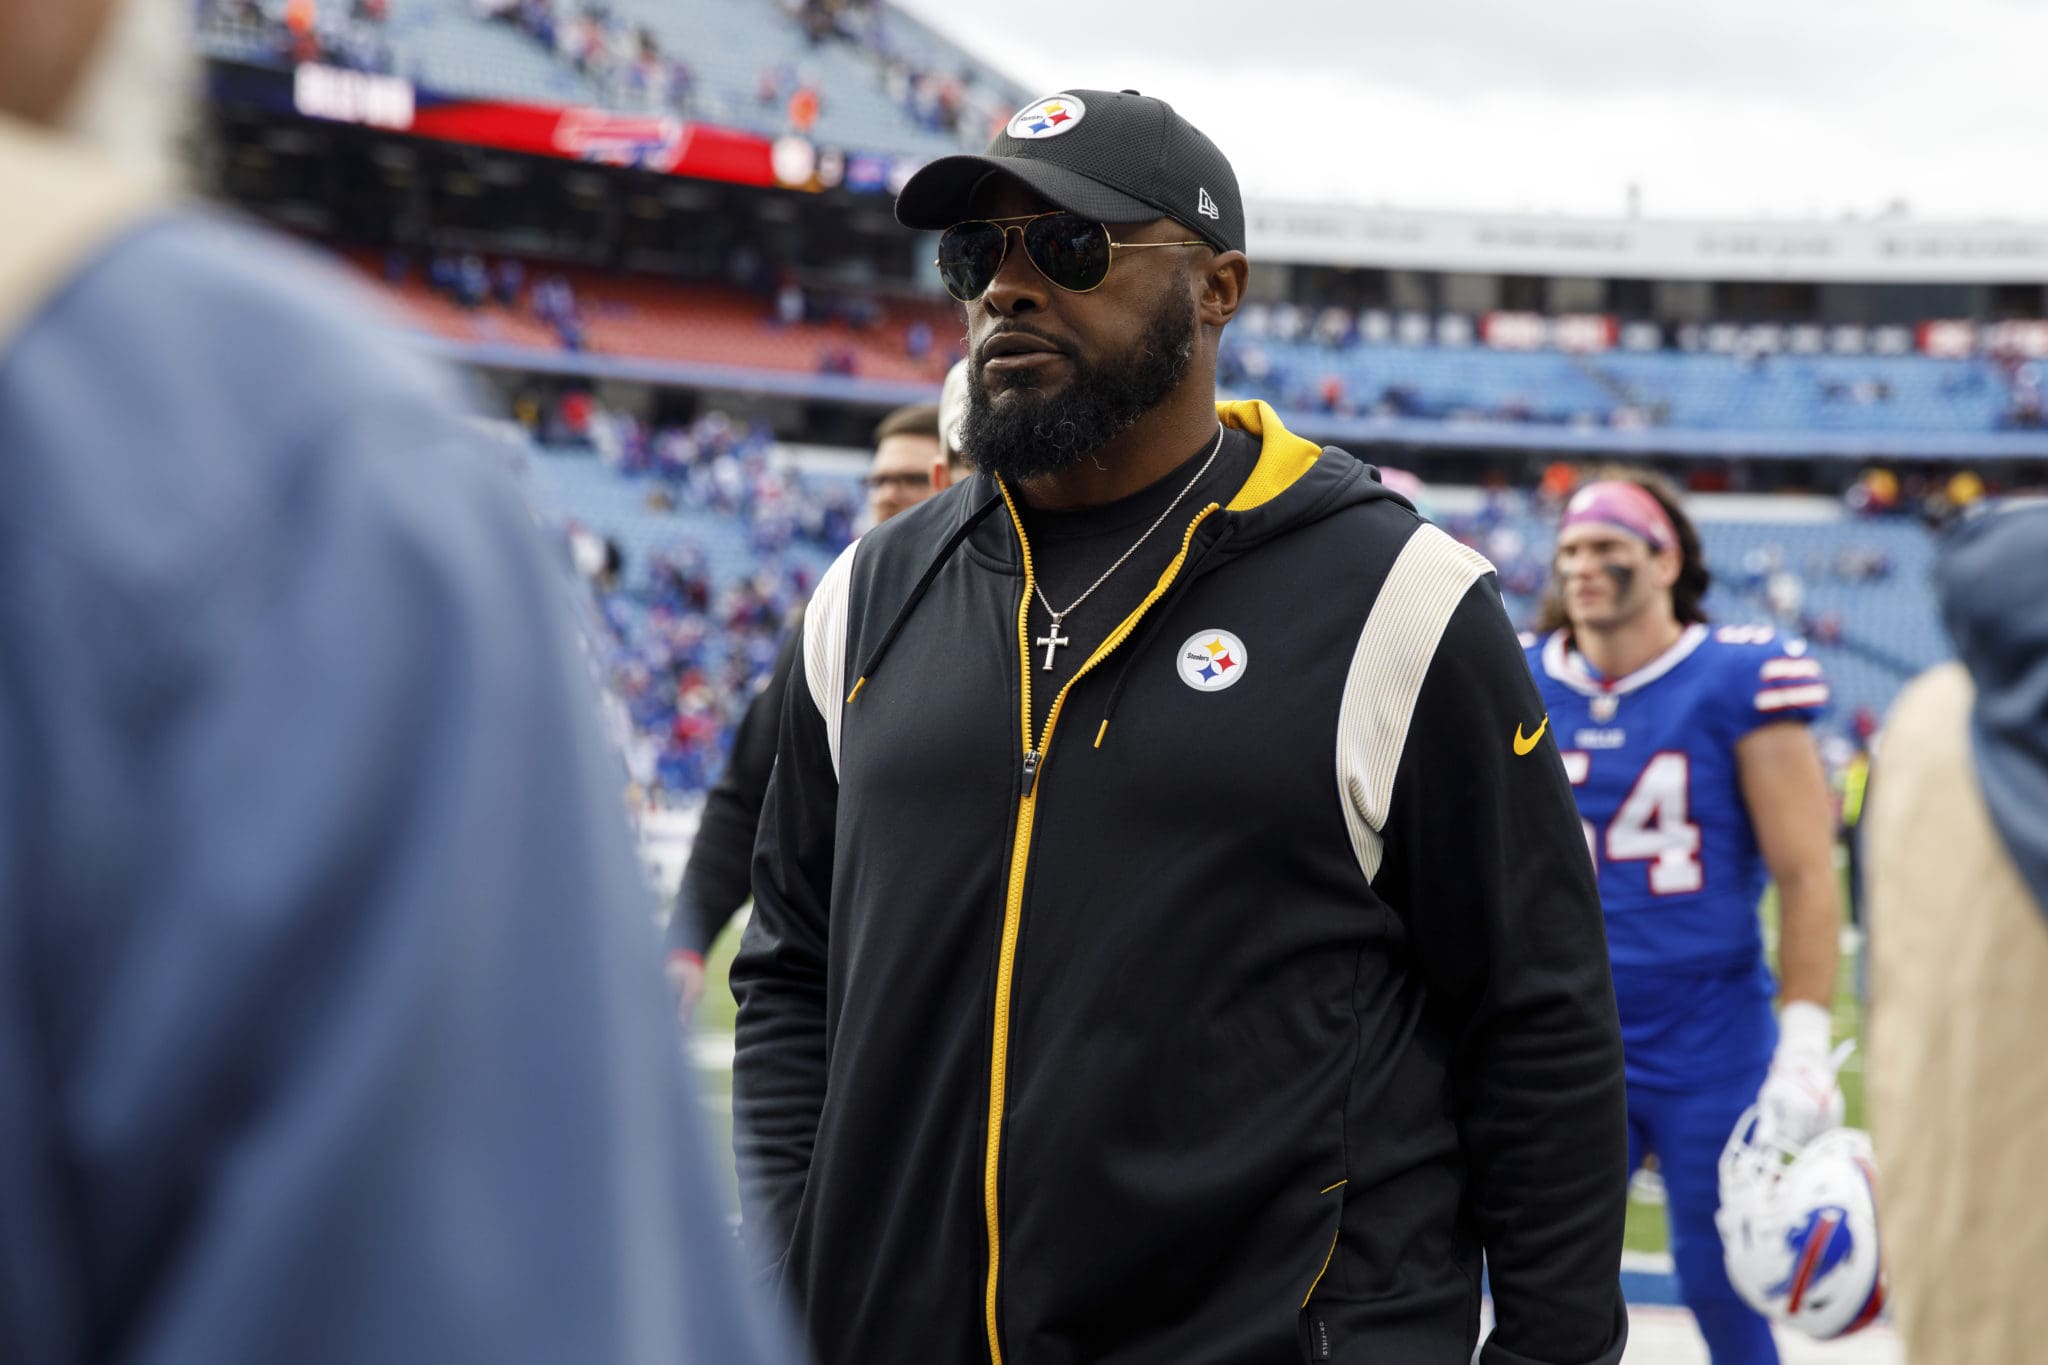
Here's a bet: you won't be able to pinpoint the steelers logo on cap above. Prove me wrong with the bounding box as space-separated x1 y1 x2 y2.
1177 630 1248 692
1008 94 1087 139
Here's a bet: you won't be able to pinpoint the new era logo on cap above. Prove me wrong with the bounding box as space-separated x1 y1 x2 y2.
1197 187 1220 220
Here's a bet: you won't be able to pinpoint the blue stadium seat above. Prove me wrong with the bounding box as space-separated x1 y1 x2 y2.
1223 337 2014 437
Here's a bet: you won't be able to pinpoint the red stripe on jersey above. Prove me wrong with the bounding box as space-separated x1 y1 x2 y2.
1757 684 1830 712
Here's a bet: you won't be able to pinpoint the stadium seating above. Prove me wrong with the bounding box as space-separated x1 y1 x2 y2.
1596 351 2007 434
383 1 608 104
365 251 2019 449
197 0 1026 161
521 437 858 797
1221 337 2018 437
524 445 848 588
599 0 1019 155
355 251 961 382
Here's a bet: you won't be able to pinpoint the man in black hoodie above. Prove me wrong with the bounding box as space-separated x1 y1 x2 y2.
733 88 1629 1365
1865 500 2048 1364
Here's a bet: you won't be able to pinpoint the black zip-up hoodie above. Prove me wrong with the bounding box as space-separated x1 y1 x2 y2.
734 402 1629 1365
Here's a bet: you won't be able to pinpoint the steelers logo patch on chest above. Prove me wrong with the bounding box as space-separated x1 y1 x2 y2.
1178 629 1248 692
1007 94 1087 139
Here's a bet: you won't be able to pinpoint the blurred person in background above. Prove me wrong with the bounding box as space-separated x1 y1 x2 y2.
1864 501 2048 1364
937 352 972 476
1836 714 1874 930
1528 471 1846 1365
0 3 793 1362
861 400 944 524
665 400 954 1015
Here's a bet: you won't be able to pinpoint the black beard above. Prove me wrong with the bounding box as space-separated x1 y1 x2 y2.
962 290 1197 484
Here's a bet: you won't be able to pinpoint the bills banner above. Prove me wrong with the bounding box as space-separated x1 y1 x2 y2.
229 59 924 193
407 99 779 185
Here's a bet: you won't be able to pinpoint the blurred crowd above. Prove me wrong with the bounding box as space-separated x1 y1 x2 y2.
203 0 395 71
1843 464 1989 524
206 0 1017 153
389 248 594 350
527 399 859 804
383 245 957 376
777 0 1014 147
476 0 700 113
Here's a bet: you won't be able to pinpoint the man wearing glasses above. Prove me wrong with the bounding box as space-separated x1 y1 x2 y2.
735 90 1629 1365
863 401 947 525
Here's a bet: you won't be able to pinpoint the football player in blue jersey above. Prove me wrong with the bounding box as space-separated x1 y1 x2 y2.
1525 473 1847 1365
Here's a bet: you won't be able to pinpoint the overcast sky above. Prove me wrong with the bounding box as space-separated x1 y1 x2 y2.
888 0 2048 224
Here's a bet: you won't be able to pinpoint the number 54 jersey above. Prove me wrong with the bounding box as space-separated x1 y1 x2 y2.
1524 623 1830 1086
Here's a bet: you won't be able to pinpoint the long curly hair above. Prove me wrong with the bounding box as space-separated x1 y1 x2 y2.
1536 466 1710 635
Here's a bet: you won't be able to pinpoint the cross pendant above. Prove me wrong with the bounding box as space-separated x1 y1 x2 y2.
1037 616 1071 670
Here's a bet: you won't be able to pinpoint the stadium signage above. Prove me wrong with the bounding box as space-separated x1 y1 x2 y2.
1246 302 2012 359
1919 319 2048 358
553 110 691 170
217 60 925 198
292 63 414 131
1482 312 1618 353
1244 202 2048 284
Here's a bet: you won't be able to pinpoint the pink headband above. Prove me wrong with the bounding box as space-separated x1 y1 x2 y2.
1560 480 1678 552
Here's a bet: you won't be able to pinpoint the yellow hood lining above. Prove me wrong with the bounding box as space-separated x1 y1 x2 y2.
1218 399 1323 512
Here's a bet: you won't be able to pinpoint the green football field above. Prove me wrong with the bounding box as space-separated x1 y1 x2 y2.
685 882 1865 1257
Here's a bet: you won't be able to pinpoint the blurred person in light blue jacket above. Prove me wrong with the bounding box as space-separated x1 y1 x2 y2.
0 3 796 1363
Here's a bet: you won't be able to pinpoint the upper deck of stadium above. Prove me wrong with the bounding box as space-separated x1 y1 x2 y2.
195 1 2048 462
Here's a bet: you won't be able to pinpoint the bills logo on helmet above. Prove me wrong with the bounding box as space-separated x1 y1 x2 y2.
1769 1206 1854 1312
1178 630 1248 692
1717 1111 1887 1341
1008 95 1086 139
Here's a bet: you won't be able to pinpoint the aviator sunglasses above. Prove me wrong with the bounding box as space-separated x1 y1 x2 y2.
935 211 1209 303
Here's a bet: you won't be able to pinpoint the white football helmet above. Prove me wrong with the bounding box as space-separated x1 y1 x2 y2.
1716 1106 1887 1340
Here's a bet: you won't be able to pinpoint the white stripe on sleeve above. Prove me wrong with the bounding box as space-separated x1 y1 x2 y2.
1756 683 1831 712
1760 658 1826 681
1335 524 1496 884
803 538 860 779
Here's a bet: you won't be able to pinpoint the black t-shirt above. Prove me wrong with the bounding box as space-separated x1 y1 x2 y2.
1014 425 1262 740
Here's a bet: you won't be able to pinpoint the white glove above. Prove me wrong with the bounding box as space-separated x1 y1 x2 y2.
1755 1001 1848 1147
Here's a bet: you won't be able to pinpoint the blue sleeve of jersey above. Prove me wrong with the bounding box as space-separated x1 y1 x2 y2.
1711 626 1831 734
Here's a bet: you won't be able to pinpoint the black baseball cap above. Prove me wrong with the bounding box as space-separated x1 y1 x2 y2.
895 89 1245 255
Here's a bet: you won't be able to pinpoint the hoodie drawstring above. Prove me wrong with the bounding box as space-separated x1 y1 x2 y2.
846 489 1006 703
